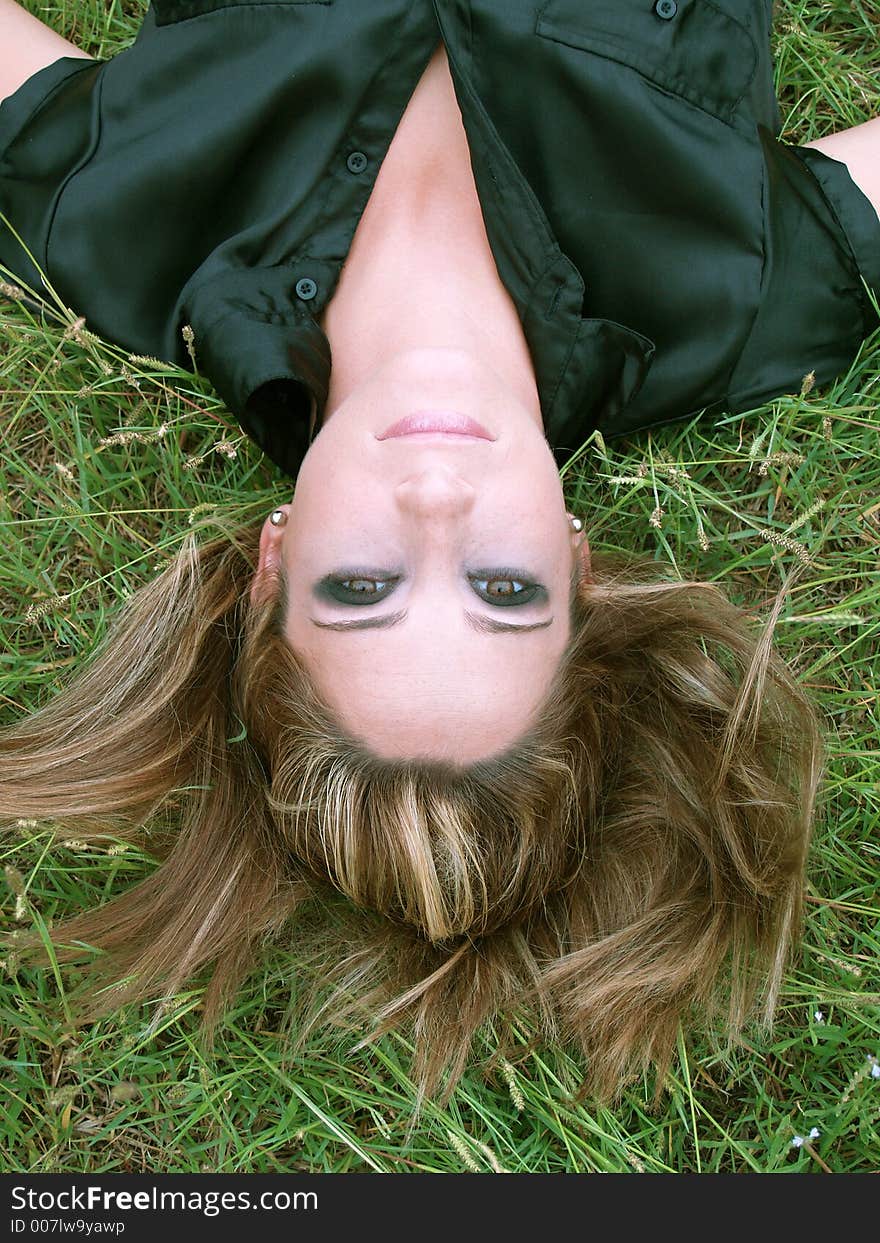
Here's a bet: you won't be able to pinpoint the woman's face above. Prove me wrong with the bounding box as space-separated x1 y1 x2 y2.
261 349 588 764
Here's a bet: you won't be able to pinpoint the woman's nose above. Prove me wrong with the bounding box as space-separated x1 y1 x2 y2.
394 467 477 518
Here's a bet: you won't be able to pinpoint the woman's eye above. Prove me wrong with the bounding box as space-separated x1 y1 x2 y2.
469 575 544 606
319 571 544 607
327 576 396 603
344 578 384 594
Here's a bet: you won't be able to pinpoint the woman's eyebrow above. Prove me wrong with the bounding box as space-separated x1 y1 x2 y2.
466 612 555 635
310 610 555 634
309 612 405 632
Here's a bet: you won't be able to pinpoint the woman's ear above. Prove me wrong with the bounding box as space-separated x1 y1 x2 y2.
576 534 593 585
250 505 290 606
568 513 594 585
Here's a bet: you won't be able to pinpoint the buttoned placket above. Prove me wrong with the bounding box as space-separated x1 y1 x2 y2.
275 1 651 453
291 148 372 306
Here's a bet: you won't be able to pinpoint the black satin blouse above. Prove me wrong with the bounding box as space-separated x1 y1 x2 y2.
1 0 878 478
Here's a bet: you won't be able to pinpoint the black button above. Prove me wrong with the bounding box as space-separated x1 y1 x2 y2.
295 277 317 301
654 0 677 18
346 151 368 174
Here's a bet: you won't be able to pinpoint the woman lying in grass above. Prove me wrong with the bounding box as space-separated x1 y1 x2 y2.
1 0 878 1107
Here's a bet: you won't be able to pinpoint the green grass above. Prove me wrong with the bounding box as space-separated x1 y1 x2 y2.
1 0 879 1174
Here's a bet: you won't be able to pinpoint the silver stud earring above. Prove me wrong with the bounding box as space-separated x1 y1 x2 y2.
269 509 287 526
570 516 583 532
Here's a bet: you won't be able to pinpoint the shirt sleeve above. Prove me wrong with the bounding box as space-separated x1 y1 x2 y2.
0 12 330 480
727 124 880 411
0 55 104 292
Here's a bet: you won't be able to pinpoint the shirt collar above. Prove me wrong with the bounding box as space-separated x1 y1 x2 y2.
183 266 330 479
440 28 655 462
183 22 654 479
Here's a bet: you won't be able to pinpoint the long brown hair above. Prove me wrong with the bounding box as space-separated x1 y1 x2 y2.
1 519 823 1104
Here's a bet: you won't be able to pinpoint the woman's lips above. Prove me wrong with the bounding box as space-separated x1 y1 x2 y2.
376 411 495 440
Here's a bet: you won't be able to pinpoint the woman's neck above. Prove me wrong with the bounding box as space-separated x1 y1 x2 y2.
318 43 543 430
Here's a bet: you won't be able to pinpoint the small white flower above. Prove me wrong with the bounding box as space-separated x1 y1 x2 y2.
871 1064 880 1080
814 1010 824 1023
808 1128 820 1140
791 1135 804 1148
